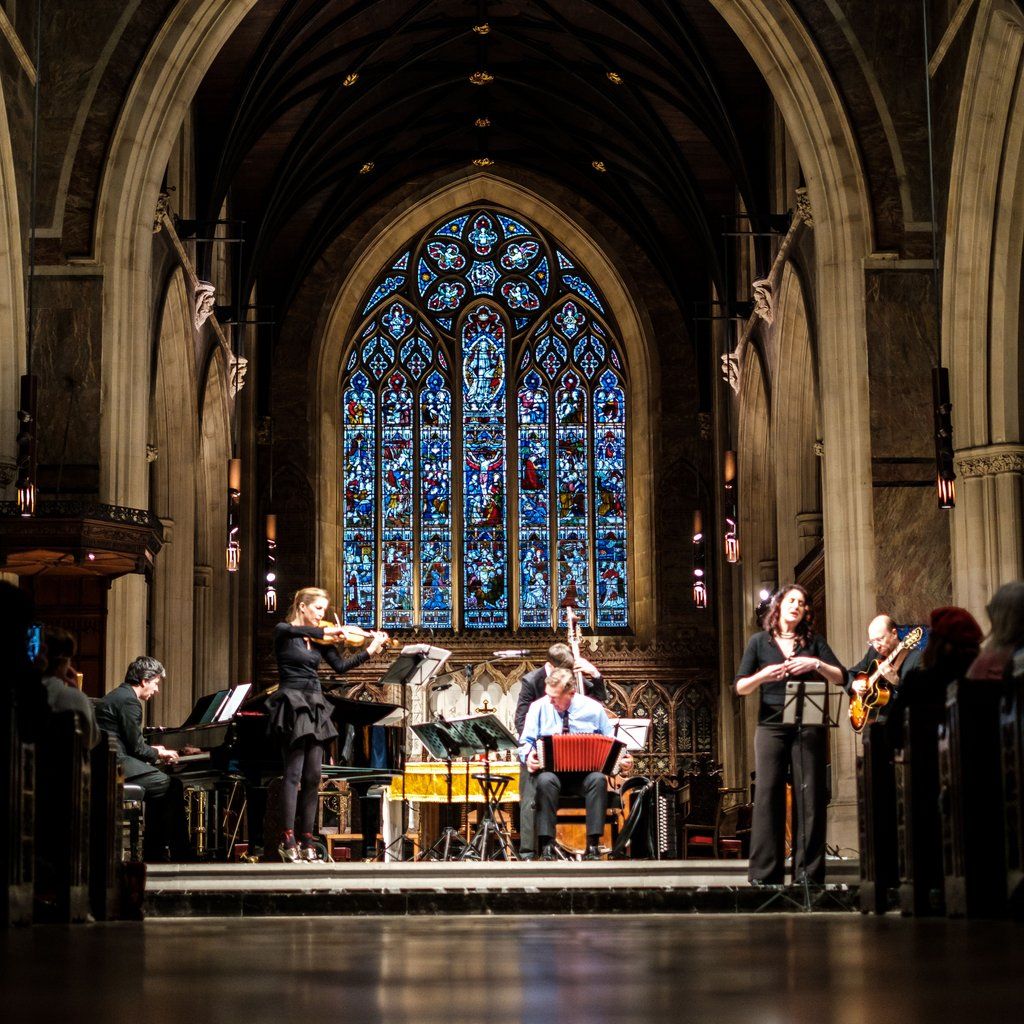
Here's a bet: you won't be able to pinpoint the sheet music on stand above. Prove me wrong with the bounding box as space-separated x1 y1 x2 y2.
609 717 650 751
413 713 519 760
379 644 452 688
782 681 830 727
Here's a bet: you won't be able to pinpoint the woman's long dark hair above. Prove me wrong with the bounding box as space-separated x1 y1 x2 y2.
764 583 815 649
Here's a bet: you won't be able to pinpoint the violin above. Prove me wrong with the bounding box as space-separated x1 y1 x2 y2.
312 618 397 649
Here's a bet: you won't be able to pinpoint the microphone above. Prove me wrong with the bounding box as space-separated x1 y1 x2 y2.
432 682 452 691
493 649 531 658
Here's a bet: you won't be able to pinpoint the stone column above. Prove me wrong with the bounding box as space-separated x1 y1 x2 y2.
192 565 213 700
952 444 1024 624
105 575 147 693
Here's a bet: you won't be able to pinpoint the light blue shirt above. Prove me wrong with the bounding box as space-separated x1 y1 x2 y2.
518 692 612 763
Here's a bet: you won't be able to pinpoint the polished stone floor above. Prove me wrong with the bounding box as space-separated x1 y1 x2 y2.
3 914 1022 1024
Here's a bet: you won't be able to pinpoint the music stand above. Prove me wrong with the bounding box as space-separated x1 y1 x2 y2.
375 644 451 861
756 680 843 912
610 718 650 751
411 718 471 860
425 713 521 861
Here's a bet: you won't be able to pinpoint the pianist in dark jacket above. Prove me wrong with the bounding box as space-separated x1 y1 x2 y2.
270 586 389 863
95 655 179 797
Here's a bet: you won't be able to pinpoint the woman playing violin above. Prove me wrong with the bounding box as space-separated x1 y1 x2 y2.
268 586 389 862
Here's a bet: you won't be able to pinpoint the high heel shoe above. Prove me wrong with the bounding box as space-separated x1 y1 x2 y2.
278 844 300 863
299 845 320 863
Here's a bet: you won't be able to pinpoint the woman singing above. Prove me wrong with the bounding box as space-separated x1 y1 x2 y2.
268 587 388 862
734 585 845 885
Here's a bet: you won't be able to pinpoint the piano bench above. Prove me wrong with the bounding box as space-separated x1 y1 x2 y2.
123 784 145 862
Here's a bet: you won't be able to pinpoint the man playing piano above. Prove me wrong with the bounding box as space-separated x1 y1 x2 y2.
519 668 630 861
95 656 185 859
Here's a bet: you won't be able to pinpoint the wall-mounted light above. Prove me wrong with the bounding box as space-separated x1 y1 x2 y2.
226 457 241 571
15 374 37 517
932 367 956 509
692 509 707 608
264 513 278 613
723 449 739 562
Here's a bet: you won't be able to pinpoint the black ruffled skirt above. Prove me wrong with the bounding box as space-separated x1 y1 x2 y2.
264 687 338 746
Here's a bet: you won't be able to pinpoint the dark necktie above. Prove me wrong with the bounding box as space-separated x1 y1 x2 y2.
561 709 571 734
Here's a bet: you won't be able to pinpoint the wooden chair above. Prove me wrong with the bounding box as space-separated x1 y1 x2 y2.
681 787 747 859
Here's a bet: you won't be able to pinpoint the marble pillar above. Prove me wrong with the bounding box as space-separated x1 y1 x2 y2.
192 564 213 701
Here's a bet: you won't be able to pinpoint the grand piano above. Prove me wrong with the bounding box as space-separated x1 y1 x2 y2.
145 683 402 859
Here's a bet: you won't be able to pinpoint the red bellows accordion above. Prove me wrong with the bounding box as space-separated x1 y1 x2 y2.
537 734 626 775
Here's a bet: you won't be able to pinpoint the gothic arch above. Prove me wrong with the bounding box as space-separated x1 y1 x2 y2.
943 0 1024 620
771 262 822 581
314 174 658 638
709 0 876 662
0 72 25 486
149 267 198 725
94 0 257 674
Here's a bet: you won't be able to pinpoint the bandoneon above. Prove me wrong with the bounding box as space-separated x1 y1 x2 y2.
537 734 625 775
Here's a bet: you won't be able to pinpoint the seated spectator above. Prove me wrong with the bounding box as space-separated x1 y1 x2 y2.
897 606 984 729
39 626 100 748
967 581 1024 681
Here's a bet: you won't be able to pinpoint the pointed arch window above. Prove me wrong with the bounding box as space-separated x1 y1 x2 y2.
341 208 629 631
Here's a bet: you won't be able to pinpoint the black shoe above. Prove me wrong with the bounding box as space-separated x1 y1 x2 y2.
583 844 602 861
539 845 558 861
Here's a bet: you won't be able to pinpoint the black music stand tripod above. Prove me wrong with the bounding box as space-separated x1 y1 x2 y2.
374 643 451 862
457 717 520 861
754 680 845 913
411 716 470 861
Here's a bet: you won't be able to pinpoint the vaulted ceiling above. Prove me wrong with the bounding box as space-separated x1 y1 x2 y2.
194 0 771 325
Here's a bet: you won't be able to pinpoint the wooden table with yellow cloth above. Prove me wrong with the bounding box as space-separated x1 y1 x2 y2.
386 760 520 803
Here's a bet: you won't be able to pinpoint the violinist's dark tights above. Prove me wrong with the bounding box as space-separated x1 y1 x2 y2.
281 738 324 838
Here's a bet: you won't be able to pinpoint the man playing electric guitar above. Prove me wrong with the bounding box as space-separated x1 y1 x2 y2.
846 615 923 745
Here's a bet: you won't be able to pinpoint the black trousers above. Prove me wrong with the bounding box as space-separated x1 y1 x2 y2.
534 770 607 841
749 724 827 884
122 755 170 798
122 756 187 860
518 766 536 854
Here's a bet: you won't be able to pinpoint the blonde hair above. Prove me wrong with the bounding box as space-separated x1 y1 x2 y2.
287 587 330 622
545 667 577 694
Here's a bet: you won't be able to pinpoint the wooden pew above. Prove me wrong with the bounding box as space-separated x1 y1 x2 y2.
89 734 123 920
1001 654 1024 917
856 722 898 914
1 706 34 927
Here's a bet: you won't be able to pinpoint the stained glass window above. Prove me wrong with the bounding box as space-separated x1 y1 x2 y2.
341 207 629 631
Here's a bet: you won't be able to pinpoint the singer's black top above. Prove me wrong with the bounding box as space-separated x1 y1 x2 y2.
734 631 842 725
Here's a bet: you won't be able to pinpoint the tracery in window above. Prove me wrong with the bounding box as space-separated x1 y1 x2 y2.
341 208 628 631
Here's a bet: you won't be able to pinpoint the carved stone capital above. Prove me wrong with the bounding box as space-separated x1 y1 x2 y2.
752 278 774 325
153 187 175 233
194 281 217 331
145 444 159 463
0 459 15 487
813 440 825 457
720 351 740 394
228 353 248 398
795 186 813 227
955 444 1024 478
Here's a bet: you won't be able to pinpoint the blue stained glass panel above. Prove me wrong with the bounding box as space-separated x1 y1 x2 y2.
556 250 575 270
530 256 550 295
400 334 432 380
574 333 605 379
563 275 605 313
362 321 377 337
437 318 453 333
462 305 508 628
468 213 499 255
501 280 539 310
363 275 404 313
436 214 470 238
346 349 358 371
381 301 414 340
497 214 531 238
343 371 376 626
535 331 567 379
555 372 588 625
426 241 466 271
381 373 414 629
518 372 551 628
362 333 396 379
420 371 452 627
594 369 627 628
515 317 531 332
417 258 437 296
501 240 539 271
554 300 586 338
392 251 410 270
468 261 499 295
427 280 466 312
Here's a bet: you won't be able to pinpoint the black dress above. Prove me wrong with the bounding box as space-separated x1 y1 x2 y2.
735 630 843 884
267 623 369 745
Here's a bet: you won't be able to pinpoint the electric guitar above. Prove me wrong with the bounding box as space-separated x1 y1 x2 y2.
848 627 923 732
